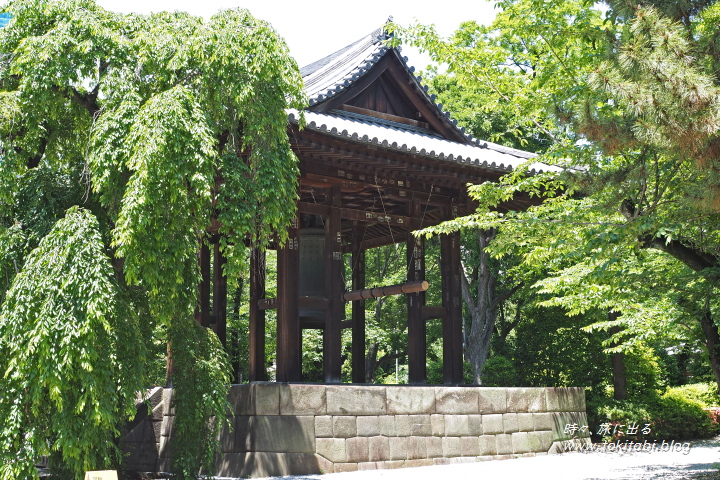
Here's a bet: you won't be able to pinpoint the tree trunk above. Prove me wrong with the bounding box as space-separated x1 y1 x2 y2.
461 229 522 385
699 309 720 394
609 316 627 401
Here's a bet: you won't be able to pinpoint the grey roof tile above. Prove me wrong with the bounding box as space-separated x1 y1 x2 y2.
297 25 559 175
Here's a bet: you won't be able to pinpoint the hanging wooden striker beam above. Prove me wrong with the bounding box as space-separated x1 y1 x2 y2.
342 280 428 302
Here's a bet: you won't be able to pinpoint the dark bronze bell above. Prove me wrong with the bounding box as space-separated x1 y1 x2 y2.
299 215 325 328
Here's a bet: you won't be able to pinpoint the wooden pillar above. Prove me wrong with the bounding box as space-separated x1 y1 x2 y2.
407 200 426 384
249 247 266 381
277 218 301 382
213 241 228 347
324 185 343 383
441 229 463 384
198 241 211 327
351 223 366 383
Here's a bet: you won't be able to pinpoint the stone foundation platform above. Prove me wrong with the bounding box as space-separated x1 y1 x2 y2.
123 384 590 476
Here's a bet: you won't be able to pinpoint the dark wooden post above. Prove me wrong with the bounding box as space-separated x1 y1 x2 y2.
277 218 301 382
324 185 343 383
213 240 228 347
351 223 366 383
441 229 463 384
407 200 426 384
249 247 266 381
198 241 211 327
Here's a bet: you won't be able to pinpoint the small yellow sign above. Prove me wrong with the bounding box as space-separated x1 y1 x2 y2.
83 471 118 480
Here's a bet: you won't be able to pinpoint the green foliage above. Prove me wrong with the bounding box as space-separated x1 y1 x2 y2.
168 317 231 479
669 383 720 407
0 1 306 477
481 355 518 387
513 307 609 389
588 382 720 441
0 207 146 479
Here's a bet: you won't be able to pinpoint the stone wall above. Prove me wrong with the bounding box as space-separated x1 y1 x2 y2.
123 384 590 477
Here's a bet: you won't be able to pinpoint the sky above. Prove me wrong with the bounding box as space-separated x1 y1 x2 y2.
95 0 499 69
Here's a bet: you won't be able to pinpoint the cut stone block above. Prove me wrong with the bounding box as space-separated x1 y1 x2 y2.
334 463 359 473
253 383 281 415
316 438 347 463
528 431 553 453
387 386 436 414
427 436 443 458
460 436 480 456
517 413 534 432
503 413 519 433
551 411 590 441
357 416 380 436
495 433 513 455
512 432 530 454
409 414 432 436
478 388 507 414
468 414 483 435
478 435 497 456
229 384 253 416
395 415 412 436
379 415 396 436
326 385 386 415
546 387 585 412
216 452 328 478
431 414 445 436
333 416 357 438
532 412 554 431
279 384 326 415
506 388 546 413
388 436 409 460
315 416 333 438
435 387 479 414
405 459 434 468
368 436 389 462
445 415 470 436
358 462 379 471
482 414 503 434
407 436 428 460
252 415 315 453
346 436 370 463
442 436 461 457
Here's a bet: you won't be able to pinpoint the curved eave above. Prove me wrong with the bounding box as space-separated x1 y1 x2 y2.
288 110 559 175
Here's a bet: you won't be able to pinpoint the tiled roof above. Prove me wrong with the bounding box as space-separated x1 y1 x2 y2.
302 27 389 107
297 24 559 175
288 109 560 174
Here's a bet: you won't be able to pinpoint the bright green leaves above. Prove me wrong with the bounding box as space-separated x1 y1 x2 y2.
0 207 144 479
0 2 307 478
168 315 231 479
111 85 215 318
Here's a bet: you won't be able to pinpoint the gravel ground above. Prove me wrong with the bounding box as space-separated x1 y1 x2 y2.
235 437 720 480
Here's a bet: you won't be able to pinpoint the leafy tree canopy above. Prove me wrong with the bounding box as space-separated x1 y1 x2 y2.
395 0 720 389
0 1 306 478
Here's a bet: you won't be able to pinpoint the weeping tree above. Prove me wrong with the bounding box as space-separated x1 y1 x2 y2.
0 1 306 479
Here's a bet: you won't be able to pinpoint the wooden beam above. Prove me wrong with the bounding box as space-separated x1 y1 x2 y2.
422 305 447 320
297 201 411 227
441 230 463 384
277 217 301 382
198 241 211 327
351 224 366 383
407 200 426 384
324 185 343 383
249 248 266 382
213 241 228 348
343 280 428 301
